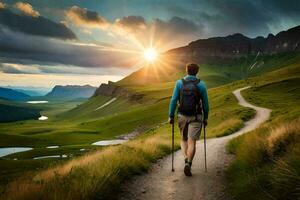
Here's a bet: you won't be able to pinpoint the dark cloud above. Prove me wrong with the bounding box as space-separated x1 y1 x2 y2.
115 15 146 33
112 15 202 48
0 9 76 39
161 0 300 38
258 0 300 17
62 5 202 48
0 62 130 76
1 0 299 76
150 16 203 48
0 12 202 72
0 63 30 74
114 15 200 39
65 5 108 29
204 0 273 36
153 16 201 36
0 26 139 69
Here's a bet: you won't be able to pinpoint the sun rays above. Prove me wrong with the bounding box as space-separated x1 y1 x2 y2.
143 48 157 62
78 22 183 83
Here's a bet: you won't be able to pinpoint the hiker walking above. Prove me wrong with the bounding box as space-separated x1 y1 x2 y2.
169 63 209 176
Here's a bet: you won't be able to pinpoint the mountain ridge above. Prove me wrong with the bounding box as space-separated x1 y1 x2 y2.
0 87 31 101
167 25 300 63
95 25 300 93
45 85 97 100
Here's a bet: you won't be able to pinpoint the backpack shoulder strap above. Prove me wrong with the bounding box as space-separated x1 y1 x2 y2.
192 78 202 99
190 78 200 86
194 79 200 85
182 78 201 86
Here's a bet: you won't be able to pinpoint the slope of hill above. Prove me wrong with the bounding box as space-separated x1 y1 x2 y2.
62 25 300 137
0 25 299 199
118 25 300 86
0 87 30 101
0 99 41 122
44 85 97 100
227 64 300 200
2 56 299 200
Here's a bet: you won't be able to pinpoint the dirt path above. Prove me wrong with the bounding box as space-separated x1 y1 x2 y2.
119 86 271 200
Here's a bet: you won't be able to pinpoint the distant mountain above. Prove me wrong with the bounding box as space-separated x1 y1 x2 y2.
15 89 45 97
45 85 97 100
0 87 31 101
4 86 51 96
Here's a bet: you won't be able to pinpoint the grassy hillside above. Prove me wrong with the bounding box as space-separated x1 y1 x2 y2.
2 58 299 200
0 52 299 199
118 53 300 88
0 78 252 193
0 100 41 122
226 62 300 200
58 95 137 121
0 80 251 147
0 65 256 193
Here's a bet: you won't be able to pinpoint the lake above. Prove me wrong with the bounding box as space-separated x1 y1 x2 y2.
0 147 33 157
27 101 49 104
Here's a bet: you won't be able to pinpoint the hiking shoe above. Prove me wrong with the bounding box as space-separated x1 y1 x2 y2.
184 163 192 176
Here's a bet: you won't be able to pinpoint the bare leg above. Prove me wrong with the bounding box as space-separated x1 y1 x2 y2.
187 138 196 162
181 139 188 159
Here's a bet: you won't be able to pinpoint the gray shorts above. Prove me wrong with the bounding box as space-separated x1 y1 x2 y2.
178 114 203 141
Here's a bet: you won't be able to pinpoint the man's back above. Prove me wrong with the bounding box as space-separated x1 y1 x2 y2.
168 63 210 176
168 75 209 120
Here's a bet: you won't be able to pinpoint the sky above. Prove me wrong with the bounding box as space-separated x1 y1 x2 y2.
0 0 300 88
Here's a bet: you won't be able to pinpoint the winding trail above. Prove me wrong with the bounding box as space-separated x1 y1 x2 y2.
119 86 271 200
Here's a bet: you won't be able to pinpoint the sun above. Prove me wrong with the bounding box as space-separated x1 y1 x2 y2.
144 48 158 62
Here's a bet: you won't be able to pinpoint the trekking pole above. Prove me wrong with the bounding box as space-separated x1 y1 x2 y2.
203 122 207 172
171 122 175 172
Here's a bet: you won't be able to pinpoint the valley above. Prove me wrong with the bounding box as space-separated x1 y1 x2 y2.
0 25 299 200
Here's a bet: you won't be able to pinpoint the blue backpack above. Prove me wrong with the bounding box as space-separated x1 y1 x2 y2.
178 78 202 116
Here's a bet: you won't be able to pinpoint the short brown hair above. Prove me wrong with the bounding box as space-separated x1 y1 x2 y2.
186 63 199 75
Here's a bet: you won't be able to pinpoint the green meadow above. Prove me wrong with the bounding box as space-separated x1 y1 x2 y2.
226 62 300 200
0 80 253 187
0 53 299 199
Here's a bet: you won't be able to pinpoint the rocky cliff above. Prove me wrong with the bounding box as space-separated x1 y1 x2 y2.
166 25 300 63
93 81 144 101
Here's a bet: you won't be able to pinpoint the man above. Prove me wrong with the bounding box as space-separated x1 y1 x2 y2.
169 63 209 176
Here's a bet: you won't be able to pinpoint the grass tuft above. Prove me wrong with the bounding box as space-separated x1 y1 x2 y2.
226 62 300 200
1 125 180 200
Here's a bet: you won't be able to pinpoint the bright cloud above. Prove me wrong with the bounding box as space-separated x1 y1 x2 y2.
114 16 147 34
0 2 6 9
64 5 201 49
15 2 40 17
65 6 109 29
0 72 124 87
